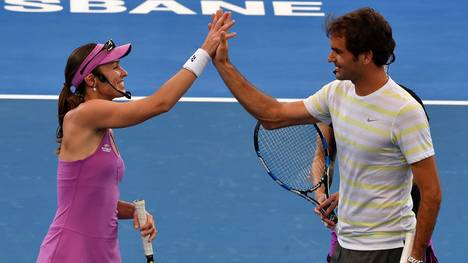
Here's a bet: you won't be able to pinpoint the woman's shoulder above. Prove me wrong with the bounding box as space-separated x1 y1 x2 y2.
76 99 112 110
64 99 109 121
63 101 96 129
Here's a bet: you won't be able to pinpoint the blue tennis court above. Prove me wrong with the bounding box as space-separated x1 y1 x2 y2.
1 0 467 262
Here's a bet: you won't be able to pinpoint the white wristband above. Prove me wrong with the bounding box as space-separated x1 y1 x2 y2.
183 48 211 77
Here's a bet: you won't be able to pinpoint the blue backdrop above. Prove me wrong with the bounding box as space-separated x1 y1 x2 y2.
1 0 467 100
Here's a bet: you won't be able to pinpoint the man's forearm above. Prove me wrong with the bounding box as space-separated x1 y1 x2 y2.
410 156 442 261
214 61 281 122
411 190 441 259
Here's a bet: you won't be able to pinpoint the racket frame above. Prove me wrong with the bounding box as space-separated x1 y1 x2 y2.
253 122 337 223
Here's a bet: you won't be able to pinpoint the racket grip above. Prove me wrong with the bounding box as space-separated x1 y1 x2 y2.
399 231 415 263
328 211 338 223
318 205 338 223
133 200 154 258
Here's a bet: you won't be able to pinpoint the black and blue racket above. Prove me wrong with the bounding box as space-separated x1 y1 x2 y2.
253 122 337 223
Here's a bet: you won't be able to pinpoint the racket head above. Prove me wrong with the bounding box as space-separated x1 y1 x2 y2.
254 122 336 222
254 122 330 191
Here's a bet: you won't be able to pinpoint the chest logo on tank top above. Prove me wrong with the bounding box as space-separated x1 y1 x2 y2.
101 144 112 153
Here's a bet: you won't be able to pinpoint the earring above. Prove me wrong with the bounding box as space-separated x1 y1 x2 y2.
93 87 97 92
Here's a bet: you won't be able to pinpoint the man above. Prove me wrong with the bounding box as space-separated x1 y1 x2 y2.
316 121 437 262
213 7 441 263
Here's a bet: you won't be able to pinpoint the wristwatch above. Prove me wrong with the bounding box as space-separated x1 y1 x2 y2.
407 256 424 263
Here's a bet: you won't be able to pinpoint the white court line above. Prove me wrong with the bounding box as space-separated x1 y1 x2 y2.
1 94 468 106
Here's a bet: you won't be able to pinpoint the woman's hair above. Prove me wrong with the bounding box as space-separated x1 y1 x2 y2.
56 43 96 154
325 7 396 66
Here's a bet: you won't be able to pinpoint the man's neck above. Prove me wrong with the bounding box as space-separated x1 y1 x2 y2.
353 67 389 96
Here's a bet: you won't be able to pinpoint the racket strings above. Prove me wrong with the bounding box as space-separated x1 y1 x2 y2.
257 125 326 191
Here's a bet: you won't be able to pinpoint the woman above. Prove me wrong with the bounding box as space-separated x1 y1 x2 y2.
36 10 236 262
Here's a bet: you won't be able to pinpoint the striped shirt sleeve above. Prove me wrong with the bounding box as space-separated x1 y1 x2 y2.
392 101 435 164
303 82 333 124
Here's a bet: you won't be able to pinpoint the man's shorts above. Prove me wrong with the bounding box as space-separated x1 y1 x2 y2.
330 242 403 263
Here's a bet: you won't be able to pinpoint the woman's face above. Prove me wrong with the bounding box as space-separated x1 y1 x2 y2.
96 60 128 98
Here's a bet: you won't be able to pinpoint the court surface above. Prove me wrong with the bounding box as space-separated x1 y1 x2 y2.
1 0 467 262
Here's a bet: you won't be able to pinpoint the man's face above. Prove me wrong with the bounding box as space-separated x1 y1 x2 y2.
327 36 362 81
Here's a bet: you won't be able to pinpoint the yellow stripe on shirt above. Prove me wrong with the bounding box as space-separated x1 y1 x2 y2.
339 153 409 173
339 212 413 229
334 87 400 118
340 175 409 193
330 107 389 138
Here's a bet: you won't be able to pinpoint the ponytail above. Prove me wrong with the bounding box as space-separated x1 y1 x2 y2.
56 82 85 154
56 43 96 154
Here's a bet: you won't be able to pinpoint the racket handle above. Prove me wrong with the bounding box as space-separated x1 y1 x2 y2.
133 200 155 261
318 205 338 223
399 231 415 263
328 211 338 223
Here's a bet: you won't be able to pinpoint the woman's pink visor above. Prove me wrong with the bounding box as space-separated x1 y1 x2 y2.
71 41 131 88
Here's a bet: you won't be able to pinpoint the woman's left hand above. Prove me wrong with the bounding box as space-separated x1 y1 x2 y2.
133 211 157 242
201 9 237 57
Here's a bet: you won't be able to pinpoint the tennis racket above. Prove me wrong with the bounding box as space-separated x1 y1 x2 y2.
399 231 415 263
134 200 155 263
253 122 337 223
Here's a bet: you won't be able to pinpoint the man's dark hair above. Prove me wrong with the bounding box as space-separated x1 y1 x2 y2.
326 7 396 66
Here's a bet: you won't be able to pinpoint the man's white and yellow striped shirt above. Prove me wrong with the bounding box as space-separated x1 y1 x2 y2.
303 78 434 250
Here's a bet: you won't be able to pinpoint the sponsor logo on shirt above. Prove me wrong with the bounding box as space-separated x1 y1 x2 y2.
101 144 112 153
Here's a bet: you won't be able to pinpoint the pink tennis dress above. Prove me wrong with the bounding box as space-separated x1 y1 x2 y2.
37 130 125 263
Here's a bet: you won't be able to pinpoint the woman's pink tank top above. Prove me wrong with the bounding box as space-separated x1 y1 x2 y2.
37 129 125 263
